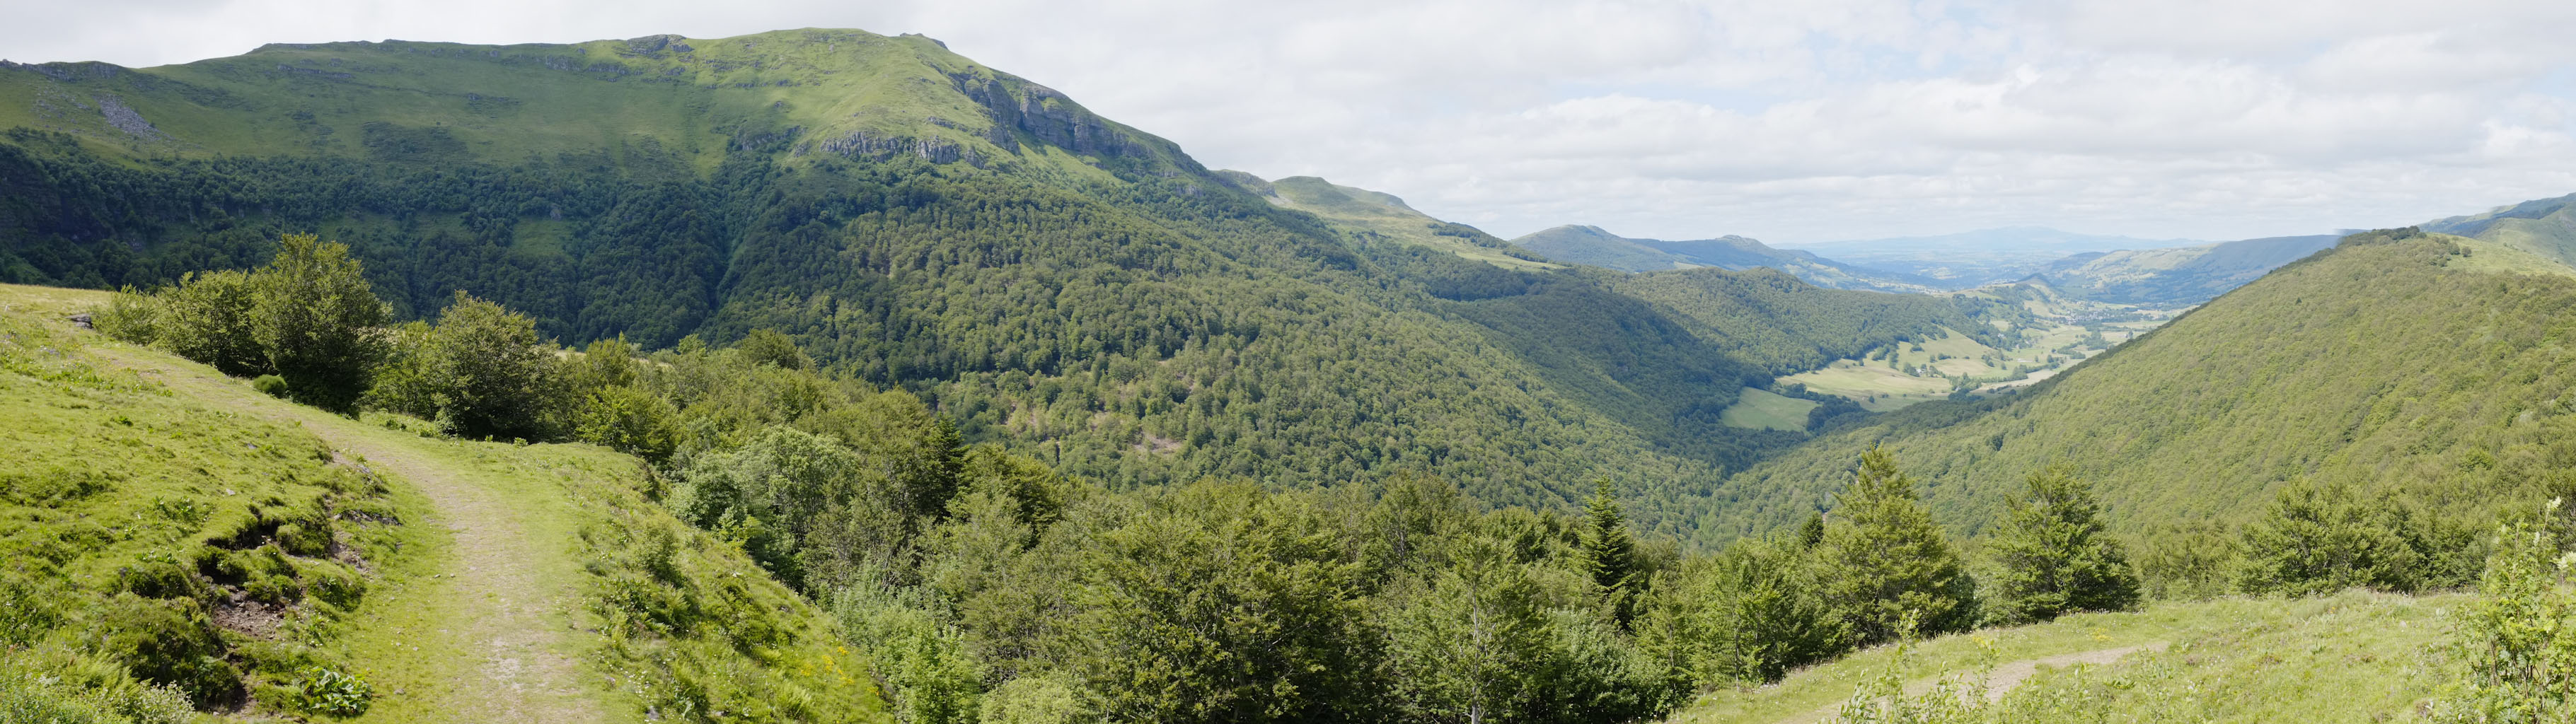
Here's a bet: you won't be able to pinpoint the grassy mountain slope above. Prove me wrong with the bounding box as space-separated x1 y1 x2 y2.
2425 192 2576 268
0 28 1917 539
2033 234 2341 306
1665 590 2454 724
1688 230 2576 544
1217 170 1558 270
0 284 885 723
0 30 1180 180
1512 225 1941 293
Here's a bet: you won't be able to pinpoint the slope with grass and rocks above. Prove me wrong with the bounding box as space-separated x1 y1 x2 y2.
0 282 885 723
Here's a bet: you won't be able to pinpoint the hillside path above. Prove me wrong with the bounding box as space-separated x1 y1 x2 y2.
1781 641 2169 724
91 344 606 724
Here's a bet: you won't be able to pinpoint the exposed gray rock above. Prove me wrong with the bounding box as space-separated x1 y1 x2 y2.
816 130 973 164
94 95 166 139
951 74 1137 158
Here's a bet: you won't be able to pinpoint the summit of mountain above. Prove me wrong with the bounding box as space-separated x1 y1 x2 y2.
0 28 1202 181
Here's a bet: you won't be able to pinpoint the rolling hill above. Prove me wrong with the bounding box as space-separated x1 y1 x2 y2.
1784 227 2206 288
2424 192 2576 269
1687 228 2576 549
1512 224 1941 293
2031 234 2342 306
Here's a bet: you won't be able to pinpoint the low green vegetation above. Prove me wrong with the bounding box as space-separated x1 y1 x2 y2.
0 284 412 720
10 279 888 721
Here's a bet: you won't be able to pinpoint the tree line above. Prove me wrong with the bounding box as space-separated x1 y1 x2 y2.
91 234 2169 723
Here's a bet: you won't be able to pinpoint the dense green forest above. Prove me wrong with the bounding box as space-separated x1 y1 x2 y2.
54 238 2170 723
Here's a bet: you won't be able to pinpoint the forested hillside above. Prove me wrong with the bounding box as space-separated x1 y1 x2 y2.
0 28 2042 535
1694 230 2576 559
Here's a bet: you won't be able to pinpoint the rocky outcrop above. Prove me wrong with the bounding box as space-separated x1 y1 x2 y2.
94 95 166 139
732 125 802 153
808 130 980 165
1 60 118 82
621 35 694 57
952 74 1139 158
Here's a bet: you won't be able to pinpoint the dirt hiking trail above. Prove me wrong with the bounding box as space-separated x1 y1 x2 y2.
94 343 608 724
1781 641 2170 724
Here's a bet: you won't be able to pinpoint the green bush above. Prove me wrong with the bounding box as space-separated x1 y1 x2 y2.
154 269 264 377
575 385 681 464
90 287 161 346
2236 478 2425 597
366 292 566 440
251 374 289 398
292 667 372 717
2435 507 2576 722
0 658 193 724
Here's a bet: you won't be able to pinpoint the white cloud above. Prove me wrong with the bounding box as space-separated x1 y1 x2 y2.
4 0 2573 243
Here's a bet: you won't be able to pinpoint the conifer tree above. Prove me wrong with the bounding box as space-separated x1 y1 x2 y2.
1811 445 1975 644
1985 465 2139 624
1580 478 1639 624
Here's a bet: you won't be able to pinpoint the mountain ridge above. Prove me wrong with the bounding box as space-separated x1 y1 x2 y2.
1511 223 1942 293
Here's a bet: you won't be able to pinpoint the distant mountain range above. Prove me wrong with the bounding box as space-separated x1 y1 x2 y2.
1509 225 1941 293
2027 234 2343 307
1783 227 2207 286
1509 223 2350 308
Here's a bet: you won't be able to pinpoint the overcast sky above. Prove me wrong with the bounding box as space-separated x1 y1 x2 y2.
7 0 2575 243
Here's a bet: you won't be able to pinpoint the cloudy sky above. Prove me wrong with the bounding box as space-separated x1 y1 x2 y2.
8 0 2576 243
